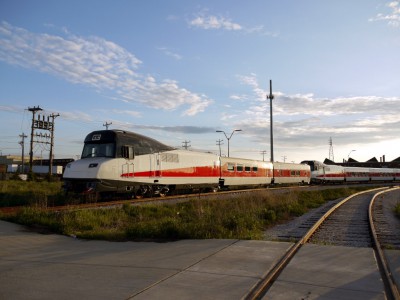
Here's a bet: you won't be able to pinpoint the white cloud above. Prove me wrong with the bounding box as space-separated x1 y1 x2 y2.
369 1 400 27
189 13 242 31
228 73 400 149
0 22 211 115
157 47 183 60
188 11 278 37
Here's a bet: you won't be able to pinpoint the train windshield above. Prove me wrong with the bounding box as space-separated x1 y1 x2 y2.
301 160 316 171
81 143 115 158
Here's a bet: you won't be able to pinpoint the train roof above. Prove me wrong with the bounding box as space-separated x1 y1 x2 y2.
84 130 175 154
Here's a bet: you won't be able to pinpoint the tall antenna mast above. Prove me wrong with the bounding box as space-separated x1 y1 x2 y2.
329 137 334 162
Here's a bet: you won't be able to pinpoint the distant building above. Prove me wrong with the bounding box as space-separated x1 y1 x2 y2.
324 156 400 168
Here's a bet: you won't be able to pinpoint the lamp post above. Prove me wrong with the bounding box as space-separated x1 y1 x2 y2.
216 129 242 157
347 150 356 163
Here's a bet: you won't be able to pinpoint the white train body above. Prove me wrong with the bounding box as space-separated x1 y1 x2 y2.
301 160 399 183
63 130 311 197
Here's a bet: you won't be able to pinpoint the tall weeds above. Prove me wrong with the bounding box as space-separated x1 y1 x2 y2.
2 186 369 241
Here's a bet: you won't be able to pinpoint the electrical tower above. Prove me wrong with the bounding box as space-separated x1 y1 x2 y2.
27 106 60 177
329 137 335 162
28 106 43 173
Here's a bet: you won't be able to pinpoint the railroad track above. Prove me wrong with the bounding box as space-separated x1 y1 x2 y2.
1 182 392 216
0 184 313 215
247 186 400 300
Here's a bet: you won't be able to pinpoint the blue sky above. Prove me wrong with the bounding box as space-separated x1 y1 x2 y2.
1 0 399 163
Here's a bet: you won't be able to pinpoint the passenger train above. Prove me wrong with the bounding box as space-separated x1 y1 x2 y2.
63 130 399 199
63 130 311 198
301 160 400 183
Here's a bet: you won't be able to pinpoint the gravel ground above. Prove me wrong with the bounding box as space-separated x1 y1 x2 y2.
373 189 400 249
263 198 343 242
263 187 400 247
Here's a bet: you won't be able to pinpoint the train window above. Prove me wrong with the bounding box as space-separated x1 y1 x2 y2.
253 166 258 172
296 171 300 176
245 165 251 172
82 143 115 158
227 163 235 171
121 146 134 160
237 164 244 172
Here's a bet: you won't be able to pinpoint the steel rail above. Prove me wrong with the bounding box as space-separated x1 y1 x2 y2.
244 186 390 300
369 187 400 300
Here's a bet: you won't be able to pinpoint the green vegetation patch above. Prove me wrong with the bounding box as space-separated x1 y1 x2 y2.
1 186 370 241
0 180 64 207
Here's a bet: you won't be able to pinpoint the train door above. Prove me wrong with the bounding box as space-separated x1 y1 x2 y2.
121 145 135 178
152 153 162 178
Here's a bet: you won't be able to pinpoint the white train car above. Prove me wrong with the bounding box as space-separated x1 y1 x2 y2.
368 168 395 181
63 130 221 197
301 160 344 183
395 169 400 181
302 160 398 184
342 166 370 182
273 162 311 185
219 157 273 188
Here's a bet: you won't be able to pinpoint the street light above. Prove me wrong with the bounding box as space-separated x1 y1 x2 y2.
216 129 242 157
347 150 356 163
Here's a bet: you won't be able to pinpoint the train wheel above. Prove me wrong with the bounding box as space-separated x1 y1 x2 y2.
158 187 169 197
211 187 219 193
134 192 144 199
134 185 152 199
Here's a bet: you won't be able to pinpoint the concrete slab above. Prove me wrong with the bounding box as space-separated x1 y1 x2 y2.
265 243 385 300
0 220 292 299
385 249 400 291
134 240 291 299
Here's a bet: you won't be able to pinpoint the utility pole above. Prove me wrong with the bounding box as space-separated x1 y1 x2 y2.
19 133 28 173
182 140 191 150
216 139 224 156
48 113 60 177
103 121 112 130
282 155 287 163
28 106 43 173
267 80 274 162
260 150 267 161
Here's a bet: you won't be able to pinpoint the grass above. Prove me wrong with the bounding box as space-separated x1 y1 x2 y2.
0 180 65 207
1 186 371 241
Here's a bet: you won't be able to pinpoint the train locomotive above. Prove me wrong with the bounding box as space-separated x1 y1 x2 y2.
63 129 311 198
301 160 400 183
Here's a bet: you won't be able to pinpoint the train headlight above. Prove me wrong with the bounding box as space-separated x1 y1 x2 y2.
89 163 98 168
